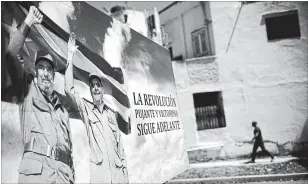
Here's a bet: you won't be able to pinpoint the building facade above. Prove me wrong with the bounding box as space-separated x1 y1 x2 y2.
160 1 308 159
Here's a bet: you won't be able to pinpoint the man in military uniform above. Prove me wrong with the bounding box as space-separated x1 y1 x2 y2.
5 6 75 183
64 33 129 183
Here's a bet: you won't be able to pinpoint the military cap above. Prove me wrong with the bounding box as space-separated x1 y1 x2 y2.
34 50 56 69
89 71 108 85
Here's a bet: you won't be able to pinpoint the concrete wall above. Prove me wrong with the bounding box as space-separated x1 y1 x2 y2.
165 1 308 158
182 5 206 58
171 61 197 149
162 17 185 58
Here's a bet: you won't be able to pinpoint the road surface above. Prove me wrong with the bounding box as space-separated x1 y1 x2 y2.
243 181 308 184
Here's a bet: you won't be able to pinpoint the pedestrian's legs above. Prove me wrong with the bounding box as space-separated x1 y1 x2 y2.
260 142 274 159
251 142 259 161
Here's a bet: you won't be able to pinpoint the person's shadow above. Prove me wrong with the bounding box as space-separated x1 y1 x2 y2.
292 118 308 171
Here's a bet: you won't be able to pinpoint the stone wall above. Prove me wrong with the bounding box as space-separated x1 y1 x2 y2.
186 56 219 85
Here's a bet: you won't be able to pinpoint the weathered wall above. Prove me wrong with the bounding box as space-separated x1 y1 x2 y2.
182 4 206 58
169 1 308 158
214 1 307 157
171 61 197 149
186 56 219 85
162 17 185 58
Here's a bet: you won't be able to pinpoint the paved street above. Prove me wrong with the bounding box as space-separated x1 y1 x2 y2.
190 156 298 168
167 180 308 184
243 181 308 184
169 158 308 184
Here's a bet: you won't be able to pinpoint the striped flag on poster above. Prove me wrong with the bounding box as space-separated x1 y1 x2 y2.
1 1 131 134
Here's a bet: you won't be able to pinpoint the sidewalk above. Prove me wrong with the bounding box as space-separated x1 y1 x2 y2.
190 156 300 169
169 173 308 183
168 156 308 183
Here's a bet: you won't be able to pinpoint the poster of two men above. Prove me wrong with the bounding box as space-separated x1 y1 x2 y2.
1 1 189 183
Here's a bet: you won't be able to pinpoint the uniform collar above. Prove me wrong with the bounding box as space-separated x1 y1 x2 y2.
43 91 64 111
51 93 63 110
92 103 106 113
33 82 64 111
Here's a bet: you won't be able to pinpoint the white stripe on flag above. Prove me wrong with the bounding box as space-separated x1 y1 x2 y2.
104 94 131 122
34 24 67 59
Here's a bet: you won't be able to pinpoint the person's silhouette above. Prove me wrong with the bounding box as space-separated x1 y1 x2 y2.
246 121 276 163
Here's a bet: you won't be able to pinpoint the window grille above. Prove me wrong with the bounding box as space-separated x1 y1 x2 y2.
193 91 226 130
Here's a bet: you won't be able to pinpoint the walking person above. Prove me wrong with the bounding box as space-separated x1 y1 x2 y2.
64 33 129 184
5 6 75 183
247 121 276 163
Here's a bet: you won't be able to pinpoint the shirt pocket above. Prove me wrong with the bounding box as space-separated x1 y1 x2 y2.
30 126 47 135
18 158 43 175
30 127 52 149
88 111 100 124
107 114 118 131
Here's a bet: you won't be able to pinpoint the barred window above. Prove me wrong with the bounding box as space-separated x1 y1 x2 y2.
193 91 226 130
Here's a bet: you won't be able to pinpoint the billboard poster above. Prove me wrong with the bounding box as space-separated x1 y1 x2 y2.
1 1 189 183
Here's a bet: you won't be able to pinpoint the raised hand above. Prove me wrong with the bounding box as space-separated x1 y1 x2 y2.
68 32 79 59
25 6 43 27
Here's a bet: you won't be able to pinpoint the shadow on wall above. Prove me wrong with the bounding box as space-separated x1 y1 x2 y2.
293 117 308 158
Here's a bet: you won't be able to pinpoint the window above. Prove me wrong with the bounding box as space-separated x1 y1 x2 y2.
191 28 210 57
173 55 183 61
265 10 300 41
193 91 226 130
147 14 156 31
168 46 173 60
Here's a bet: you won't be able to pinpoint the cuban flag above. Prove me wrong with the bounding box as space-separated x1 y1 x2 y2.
1 1 131 134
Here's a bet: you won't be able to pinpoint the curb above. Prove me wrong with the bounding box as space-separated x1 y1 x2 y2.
189 157 303 168
168 173 308 183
